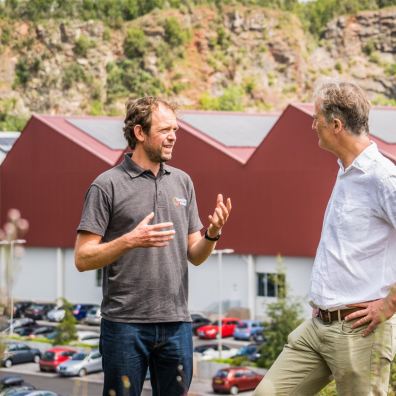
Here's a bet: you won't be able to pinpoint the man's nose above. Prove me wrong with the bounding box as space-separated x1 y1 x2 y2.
168 131 177 141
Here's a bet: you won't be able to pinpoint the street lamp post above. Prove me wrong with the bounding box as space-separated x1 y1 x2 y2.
212 249 234 359
0 239 26 335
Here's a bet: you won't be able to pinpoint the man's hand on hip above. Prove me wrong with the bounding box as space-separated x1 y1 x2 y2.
345 299 395 336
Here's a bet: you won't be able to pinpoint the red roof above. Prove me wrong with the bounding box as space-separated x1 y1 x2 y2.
1 105 395 256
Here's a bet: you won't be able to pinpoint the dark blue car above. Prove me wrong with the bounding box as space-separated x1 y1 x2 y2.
72 304 95 321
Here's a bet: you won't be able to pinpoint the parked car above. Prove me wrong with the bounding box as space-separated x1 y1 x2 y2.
194 344 234 354
212 367 264 395
1 342 41 368
197 318 240 339
0 385 36 396
58 350 102 377
200 346 239 361
84 306 101 326
8 392 60 396
233 320 264 341
0 376 32 392
74 331 100 346
234 343 262 362
46 306 65 322
1 318 36 334
27 326 58 339
191 314 211 335
24 304 56 320
12 302 33 319
72 304 95 321
39 347 77 372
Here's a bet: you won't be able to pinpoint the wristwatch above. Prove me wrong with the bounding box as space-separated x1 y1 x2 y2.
204 229 221 241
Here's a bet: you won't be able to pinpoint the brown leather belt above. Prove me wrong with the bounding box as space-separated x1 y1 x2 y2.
318 308 363 324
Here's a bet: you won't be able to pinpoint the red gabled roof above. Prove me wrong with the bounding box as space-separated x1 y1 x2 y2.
1 105 394 255
35 115 124 165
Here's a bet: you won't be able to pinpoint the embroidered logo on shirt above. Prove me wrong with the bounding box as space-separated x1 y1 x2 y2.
173 197 187 207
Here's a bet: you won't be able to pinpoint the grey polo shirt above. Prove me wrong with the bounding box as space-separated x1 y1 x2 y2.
77 154 203 323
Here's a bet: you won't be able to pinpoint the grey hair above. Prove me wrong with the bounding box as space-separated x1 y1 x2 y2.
313 79 371 136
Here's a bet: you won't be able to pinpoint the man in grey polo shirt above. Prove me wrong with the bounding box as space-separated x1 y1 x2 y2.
75 97 231 396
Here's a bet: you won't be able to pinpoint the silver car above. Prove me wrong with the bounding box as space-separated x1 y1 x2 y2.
84 306 101 326
57 350 102 377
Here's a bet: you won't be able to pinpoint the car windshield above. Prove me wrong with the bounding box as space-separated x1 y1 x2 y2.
215 370 229 378
72 353 87 361
237 322 248 329
42 351 55 361
29 304 43 309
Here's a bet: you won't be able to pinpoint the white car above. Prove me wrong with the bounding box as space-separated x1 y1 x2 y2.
46 306 65 322
200 347 239 360
84 306 101 326
73 331 100 346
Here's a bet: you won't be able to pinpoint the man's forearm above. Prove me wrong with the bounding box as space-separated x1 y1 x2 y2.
75 235 131 272
187 227 221 266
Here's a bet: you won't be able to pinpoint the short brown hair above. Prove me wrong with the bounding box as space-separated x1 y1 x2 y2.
123 97 177 149
313 79 371 136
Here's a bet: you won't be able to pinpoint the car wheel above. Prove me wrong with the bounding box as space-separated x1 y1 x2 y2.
78 368 87 377
230 385 239 395
33 354 40 363
4 359 12 368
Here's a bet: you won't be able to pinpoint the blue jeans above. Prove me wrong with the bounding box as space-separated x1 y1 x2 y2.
100 319 193 396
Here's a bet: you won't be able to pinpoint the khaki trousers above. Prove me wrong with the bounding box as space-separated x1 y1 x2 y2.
254 316 396 396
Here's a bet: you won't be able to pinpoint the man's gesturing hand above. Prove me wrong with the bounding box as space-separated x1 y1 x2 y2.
346 298 395 336
207 194 232 237
124 212 175 248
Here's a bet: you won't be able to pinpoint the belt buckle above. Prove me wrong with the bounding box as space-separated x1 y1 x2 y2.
319 309 332 324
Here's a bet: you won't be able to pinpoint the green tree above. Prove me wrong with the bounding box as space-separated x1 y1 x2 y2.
52 299 77 346
257 291 303 368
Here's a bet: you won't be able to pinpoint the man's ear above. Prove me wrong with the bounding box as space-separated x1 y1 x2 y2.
333 118 343 135
134 125 146 143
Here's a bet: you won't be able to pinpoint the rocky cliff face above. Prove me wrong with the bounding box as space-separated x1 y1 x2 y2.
0 5 395 123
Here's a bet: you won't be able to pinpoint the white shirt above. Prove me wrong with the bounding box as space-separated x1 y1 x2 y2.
310 143 396 310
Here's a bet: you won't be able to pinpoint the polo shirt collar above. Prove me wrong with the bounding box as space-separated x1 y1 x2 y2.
122 153 171 179
338 141 378 174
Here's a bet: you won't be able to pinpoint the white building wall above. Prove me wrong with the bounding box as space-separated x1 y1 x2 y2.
7 248 313 319
188 254 249 314
255 255 313 319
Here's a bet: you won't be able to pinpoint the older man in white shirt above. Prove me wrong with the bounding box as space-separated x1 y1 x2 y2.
254 80 396 396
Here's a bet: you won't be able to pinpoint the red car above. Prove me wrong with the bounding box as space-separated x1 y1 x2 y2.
39 347 77 372
212 367 264 394
197 318 240 339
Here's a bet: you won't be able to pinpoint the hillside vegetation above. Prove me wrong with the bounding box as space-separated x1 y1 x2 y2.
0 0 395 130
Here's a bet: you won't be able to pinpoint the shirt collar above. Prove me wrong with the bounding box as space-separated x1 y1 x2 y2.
337 142 378 174
121 153 171 179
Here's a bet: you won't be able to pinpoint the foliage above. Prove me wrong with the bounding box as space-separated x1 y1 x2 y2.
0 99 27 131
106 60 164 100
13 56 41 87
123 28 147 59
199 85 244 111
318 381 337 396
73 35 96 57
256 296 303 369
51 299 77 346
62 64 88 89
163 17 189 47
